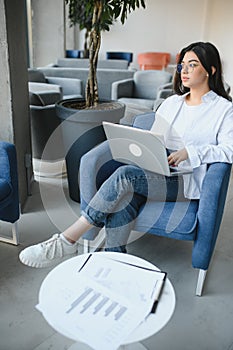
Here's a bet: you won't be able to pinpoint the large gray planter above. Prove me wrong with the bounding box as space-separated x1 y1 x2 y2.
56 98 125 202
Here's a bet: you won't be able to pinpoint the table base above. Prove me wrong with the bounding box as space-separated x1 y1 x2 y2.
68 341 147 350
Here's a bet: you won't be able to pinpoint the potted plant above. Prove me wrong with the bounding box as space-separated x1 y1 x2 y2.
65 0 146 107
56 0 146 202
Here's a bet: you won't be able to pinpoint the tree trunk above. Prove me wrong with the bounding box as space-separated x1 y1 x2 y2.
85 2 102 107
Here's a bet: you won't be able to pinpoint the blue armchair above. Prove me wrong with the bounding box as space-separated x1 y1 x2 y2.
79 113 232 296
0 141 20 245
106 51 133 65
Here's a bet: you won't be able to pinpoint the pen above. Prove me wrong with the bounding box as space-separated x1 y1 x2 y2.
78 253 92 272
151 274 166 313
108 257 165 273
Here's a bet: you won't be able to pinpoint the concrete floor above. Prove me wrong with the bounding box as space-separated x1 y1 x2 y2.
0 171 233 350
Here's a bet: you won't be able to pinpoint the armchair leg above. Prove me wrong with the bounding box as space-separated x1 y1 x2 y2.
83 239 90 254
196 269 207 296
0 221 19 245
82 229 106 254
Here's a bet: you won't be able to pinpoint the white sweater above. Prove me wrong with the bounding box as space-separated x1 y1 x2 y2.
151 91 233 199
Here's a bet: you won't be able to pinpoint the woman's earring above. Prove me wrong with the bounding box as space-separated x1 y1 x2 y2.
206 73 209 77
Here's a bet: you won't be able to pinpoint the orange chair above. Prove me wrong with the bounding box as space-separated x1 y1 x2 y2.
138 52 171 70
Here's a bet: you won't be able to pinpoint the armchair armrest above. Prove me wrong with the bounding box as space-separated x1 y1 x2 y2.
133 112 155 130
157 82 173 90
156 82 173 99
0 142 19 222
156 88 173 99
0 142 13 186
111 78 134 100
28 82 62 105
192 162 232 270
29 81 61 94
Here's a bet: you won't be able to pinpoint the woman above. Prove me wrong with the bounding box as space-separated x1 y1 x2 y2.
19 42 233 268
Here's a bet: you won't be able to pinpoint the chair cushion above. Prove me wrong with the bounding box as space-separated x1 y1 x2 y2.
118 97 155 109
134 200 199 241
0 178 12 201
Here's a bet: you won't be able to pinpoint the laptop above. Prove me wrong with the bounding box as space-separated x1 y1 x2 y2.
103 122 192 177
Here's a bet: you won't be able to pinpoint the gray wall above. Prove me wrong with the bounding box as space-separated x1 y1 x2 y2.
30 0 65 67
99 0 233 91
0 0 32 208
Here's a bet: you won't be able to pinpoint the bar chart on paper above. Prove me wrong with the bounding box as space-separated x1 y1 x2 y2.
66 285 127 321
78 254 166 305
66 279 148 349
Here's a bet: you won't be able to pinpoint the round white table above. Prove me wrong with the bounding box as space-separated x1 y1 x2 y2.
37 252 176 350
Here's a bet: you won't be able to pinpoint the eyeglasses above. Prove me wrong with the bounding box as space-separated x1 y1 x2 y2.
176 63 199 74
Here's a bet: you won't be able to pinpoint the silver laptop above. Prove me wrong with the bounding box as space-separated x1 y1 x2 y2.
103 122 192 177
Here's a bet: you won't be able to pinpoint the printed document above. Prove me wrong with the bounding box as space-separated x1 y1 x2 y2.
37 254 166 350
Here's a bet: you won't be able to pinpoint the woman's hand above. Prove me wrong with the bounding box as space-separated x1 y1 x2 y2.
168 148 188 166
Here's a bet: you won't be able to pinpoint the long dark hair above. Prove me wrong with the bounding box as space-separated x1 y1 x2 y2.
173 42 231 101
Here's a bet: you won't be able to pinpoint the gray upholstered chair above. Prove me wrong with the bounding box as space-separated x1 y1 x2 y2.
28 68 83 100
37 66 135 100
111 70 173 110
43 76 82 99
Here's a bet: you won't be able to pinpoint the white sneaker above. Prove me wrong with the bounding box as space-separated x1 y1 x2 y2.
19 233 78 268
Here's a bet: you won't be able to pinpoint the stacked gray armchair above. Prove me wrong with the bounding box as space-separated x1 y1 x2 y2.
27 57 174 164
28 57 173 109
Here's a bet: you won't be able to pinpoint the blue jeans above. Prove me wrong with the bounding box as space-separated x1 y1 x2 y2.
82 165 187 252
